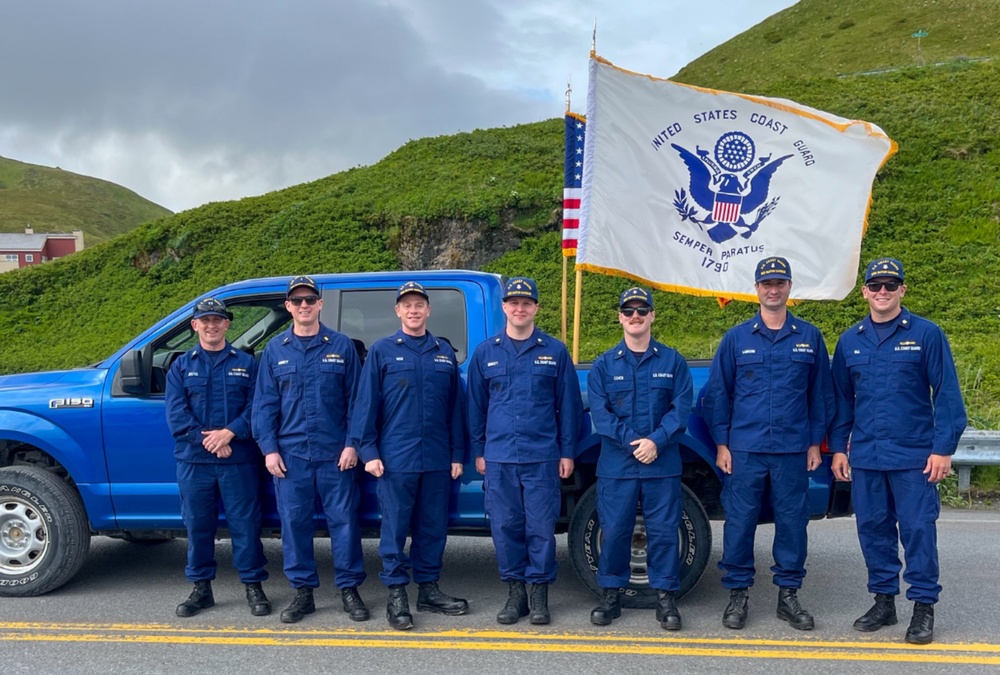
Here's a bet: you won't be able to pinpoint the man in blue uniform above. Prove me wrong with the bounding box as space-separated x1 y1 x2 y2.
350 281 469 630
702 257 832 631
467 276 583 625
166 297 270 617
253 276 370 624
586 287 693 630
830 258 966 645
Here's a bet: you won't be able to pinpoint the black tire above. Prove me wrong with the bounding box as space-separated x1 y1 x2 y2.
0 466 91 597
568 481 712 608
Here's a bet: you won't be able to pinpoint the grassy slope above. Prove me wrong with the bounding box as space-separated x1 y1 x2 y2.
0 1 998 428
673 0 999 91
0 157 171 244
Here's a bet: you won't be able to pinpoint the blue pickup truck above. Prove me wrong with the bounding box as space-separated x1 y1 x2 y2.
0 270 851 603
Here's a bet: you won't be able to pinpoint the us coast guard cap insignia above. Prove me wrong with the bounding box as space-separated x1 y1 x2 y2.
755 256 792 283
864 258 904 282
287 275 320 298
502 276 538 302
396 281 429 302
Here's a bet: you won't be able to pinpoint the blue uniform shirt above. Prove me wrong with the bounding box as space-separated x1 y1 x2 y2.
165 342 258 463
702 311 833 453
588 339 693 478
467 327 582 463
829 307 966 469
252 323 360 460
349 329 468 472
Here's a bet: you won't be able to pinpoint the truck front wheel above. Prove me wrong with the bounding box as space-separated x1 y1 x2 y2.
568 482 712 608
0 466 91 597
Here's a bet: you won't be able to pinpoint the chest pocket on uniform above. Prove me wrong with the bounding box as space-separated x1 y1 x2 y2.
735 353 765 394
891 351 922 365
846 354 869 387
386 361 415 389
225 372 251 413
483 363 508 399
183 374 209 405
274 364 299 395
606 378 634 416
650 375 674 408
319 362 346 397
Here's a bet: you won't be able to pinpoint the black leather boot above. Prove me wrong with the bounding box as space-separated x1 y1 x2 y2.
280 587 315 624
245 582 271 616
853 593 897 632
341 586 371 622
776 588 815 630
176 580 214 617
417 581 469 615
905 602 934 644
656 590 682 631
496 580 529 625
386 584 414 630
529 583 551 625
722 588 749 629
590 588 622 626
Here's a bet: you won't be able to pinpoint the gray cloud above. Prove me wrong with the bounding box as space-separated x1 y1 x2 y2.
0 0 794 211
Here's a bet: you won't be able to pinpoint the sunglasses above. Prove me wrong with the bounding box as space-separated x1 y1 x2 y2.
865 281 901 292
288 295 320 306
620 306 651 317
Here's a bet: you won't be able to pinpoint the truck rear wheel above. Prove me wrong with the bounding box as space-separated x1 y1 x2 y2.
0 466 91 597
568 481 711 608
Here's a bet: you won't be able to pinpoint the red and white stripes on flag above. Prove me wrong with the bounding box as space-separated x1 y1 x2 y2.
562 113 585 257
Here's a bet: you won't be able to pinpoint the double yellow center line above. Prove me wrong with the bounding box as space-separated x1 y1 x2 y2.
3 622 1000 664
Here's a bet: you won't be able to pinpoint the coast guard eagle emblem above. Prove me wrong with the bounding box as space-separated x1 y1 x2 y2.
671 132 792 244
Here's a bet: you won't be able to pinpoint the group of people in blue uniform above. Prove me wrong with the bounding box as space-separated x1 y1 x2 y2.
165 257 965 646
700 256 965 645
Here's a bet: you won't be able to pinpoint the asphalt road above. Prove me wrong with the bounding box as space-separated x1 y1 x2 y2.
3 508 1000 674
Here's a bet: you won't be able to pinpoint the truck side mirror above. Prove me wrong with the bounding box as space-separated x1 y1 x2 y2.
119 349 149 394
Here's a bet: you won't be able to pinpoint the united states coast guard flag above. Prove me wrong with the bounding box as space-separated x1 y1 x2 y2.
563 112 586 256
576 56 897 301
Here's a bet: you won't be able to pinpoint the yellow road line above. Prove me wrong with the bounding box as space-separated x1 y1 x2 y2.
0 632 1000 665
2 623 1000 664
2 622 999 652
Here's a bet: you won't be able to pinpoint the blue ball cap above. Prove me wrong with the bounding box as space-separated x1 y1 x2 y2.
755 256 792 283
502 277 539 302
287 275 320 298
864 258 904 282
619 286 653 309
192 297 228 319
396 280 429 302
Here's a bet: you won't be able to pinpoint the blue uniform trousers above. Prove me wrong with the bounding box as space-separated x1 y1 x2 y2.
597 476 681 591
852 467 941 603
484 461 560 584
177 461 267 583
273 453 366 589
719 451 809 589
376 470 451 587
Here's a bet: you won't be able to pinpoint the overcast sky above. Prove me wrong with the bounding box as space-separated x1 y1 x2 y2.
1 1 796 213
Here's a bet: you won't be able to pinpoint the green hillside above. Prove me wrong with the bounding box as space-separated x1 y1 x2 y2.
674 0 999 91
0 1 998 435
0 156 171 244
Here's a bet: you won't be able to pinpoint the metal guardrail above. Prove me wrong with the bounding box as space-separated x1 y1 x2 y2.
953 429 1000 491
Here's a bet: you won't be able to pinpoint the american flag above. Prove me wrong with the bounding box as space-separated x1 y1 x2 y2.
562 113 585 257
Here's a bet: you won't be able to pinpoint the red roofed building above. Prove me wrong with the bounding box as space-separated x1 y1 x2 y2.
0 226 84 273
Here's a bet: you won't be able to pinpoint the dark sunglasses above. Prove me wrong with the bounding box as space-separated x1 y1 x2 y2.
865 281 901 292
288 295 320 306
620 306 651 317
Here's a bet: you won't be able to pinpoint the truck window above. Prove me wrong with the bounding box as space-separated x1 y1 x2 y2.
338 288 468 363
